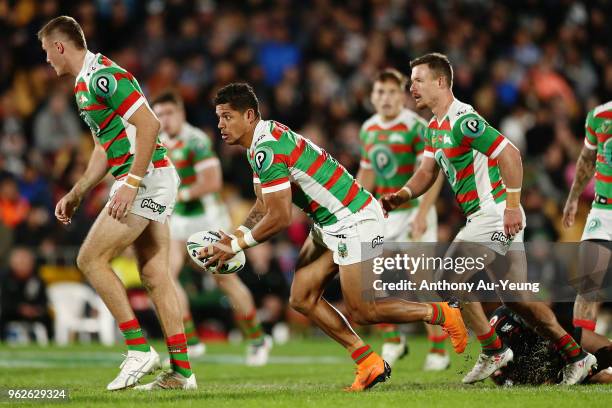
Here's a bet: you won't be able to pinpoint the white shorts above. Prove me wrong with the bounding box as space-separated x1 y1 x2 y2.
455 202 525 255
106 167 179 223
581 208 612 241
385 206 437 243
169 206 232 241
310 199 385 266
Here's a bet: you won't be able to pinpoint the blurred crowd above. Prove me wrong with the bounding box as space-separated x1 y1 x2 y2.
0 0 610 343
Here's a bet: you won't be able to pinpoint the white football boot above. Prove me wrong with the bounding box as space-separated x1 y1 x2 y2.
462 348 514 384
246 335 273 366
559 353 597 385
107 347 161 391
381 334 409 367
135 370 197 390
423 352 450 371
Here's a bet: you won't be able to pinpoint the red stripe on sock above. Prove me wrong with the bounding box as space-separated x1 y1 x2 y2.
554 334 572 349
119 319 140 331
573 319 596 331
351 345 370 361
167 333 187 346
125 337 147 345
428 334 449 342
170 359 191 369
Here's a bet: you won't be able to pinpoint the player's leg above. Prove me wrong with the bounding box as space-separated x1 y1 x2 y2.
76 211 161 390
168 235 205 357
213 273 271 366
289 235 390 391
132 219 196 390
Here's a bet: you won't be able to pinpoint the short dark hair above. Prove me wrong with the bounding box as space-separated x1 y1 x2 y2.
214 83 260 117
151 90 184 109
410 53 453 88
37 16 87 50
374 68 408 90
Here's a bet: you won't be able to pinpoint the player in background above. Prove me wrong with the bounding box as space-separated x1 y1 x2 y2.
356 68 449 370
152 91 272 366
200 83 468 391
562 100 612 340
38 16 195 390
381 53 596 385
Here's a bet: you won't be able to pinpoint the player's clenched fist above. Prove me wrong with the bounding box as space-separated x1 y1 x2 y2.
379 187 411 216
503 207 523 237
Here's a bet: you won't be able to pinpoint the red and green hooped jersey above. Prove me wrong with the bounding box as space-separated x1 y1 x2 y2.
161 123 224 216
423 99 509 216
359 109 427 211
73 51 169 179
248 120 373 227
584 101 612 209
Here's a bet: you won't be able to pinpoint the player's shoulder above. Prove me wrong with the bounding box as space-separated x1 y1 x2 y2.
361 114 380 132
592 100 612 119
88 54 132 98
448 99 490 139
252 119 295 151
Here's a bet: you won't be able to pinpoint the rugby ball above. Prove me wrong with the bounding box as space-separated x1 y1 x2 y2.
186 230 246 274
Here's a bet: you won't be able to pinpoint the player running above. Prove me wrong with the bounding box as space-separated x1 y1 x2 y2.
356 68 449 370
199 83 468 391
563 100 612 339
38 16 195 390
152 91 272 366
380 53 596 385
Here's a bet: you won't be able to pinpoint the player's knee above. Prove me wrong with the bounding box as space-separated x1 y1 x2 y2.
289 293 315 315
76 249 95 274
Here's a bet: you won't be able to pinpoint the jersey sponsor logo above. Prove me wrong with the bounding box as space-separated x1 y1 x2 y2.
586 217 601 233
460 117 486 138
389 133 404 143
369 145 397 179
434 149 456 186
141 198 166 214
79 110 100 135
92 72 118 98
371 235 384 248
491 231 511 244
254 146 274 173
78 94 88 105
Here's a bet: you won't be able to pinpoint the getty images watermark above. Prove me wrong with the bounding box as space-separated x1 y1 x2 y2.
359 242 612 303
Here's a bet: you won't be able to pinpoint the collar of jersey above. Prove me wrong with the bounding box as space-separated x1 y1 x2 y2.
75 50 97 86
432 98 460 125
250 119 268 149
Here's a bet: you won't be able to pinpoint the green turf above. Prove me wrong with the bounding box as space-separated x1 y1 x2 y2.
0 337 609 407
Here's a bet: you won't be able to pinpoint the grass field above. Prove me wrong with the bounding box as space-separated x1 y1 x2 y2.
0 336 610 407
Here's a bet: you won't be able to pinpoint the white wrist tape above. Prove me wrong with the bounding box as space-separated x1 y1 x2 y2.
230 239 242 254
123 182 138 189
506 188 522 193
244 230 258 247
401 186 413 199
127 173 143 181
237 225 251 234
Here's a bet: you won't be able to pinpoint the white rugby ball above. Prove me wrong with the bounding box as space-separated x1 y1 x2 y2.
186 230 246 274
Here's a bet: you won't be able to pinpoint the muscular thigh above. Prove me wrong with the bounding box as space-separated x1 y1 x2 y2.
133 219 170 269
291 236 337 300
80 211 149 262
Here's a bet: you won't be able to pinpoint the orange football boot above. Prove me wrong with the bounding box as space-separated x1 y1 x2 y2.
436 302 468 354
345 353 391 392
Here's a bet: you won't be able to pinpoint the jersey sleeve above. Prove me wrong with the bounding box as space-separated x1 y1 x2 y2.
454 113 509 159
250 141 291 194
584 110 598 150
190 131 218 172
358 126 372 169
90 68 145 121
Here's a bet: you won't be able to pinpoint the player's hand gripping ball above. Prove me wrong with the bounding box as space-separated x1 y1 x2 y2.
186 230 246 274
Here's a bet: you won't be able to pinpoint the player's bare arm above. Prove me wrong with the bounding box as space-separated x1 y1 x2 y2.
177 158 222 202
496 143 523 237
107 104 160 220
355 166 376 193
379 156 439 215
563 146 597 228
201 185 292 268
55 137 107 225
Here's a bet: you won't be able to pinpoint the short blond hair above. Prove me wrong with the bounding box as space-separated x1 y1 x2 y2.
37 16 86 50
